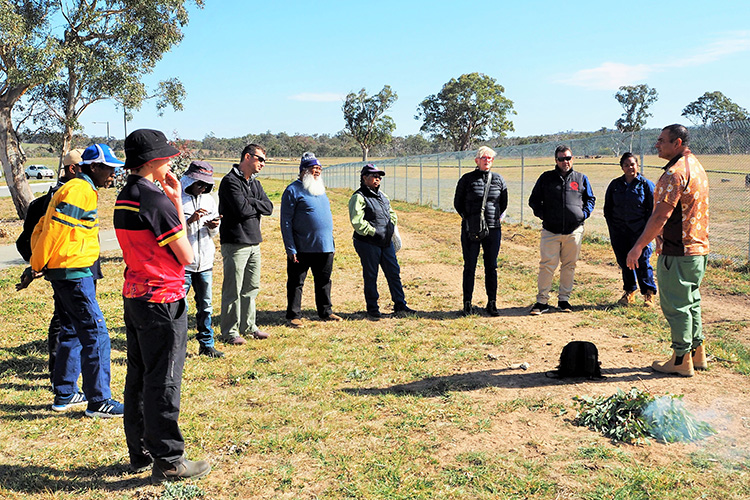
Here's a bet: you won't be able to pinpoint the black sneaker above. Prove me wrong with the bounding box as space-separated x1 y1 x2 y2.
199 346 225 358
486 300 500 317
366 309 381 321
152 457 211 484
558 301 573 313
461 301 473 316
394 305 416 316
529 302 549 316
85 398 124 418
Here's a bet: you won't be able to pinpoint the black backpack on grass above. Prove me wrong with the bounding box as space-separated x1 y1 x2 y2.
547 341 604 379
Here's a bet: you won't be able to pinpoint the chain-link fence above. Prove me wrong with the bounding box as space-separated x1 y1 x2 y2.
243 121 750 263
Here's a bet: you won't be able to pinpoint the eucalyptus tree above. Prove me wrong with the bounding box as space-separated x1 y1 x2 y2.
0 1 58 216
614 84 658 151
0 0 201 218
342 86 397 161
681 91 748 154
682 91 749 126
416 72 515 151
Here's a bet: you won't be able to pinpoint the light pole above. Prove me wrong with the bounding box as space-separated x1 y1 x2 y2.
92 121 110 145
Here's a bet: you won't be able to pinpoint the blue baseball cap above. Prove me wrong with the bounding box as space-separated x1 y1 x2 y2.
80 144 125 167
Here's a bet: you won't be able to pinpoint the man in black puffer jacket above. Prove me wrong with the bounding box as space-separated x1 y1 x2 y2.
348 164 414 320
528 145 595 315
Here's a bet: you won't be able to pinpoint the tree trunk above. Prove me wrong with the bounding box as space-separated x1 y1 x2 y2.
724 126 732 155
0 103 34 219
59 66 78 173
361 146 369 162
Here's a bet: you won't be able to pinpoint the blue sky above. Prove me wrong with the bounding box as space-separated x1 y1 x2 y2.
83 0 750 143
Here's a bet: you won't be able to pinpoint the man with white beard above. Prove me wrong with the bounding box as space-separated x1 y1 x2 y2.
280 152 342 327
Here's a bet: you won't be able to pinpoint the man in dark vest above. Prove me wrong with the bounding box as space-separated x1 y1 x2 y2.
348 164 414 320
528 145 595 315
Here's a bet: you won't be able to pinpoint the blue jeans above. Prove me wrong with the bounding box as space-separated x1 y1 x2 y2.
353 239 406 313
50 277 111 403
609 229 656 294
461 227 502 303
184 270 215 349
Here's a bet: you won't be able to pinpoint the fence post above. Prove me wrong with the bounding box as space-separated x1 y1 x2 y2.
419 157 423 205
404 158 408 203
639 130 644 168
520 151 525 224
437 156 441 208
394 159 398 198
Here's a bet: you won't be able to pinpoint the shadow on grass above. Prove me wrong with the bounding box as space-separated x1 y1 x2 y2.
342 365 668 397
0 463 150 494
0 340 49 384
99 255 124 265
256 307 533 324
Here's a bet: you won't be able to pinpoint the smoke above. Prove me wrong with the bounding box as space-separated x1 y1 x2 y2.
642 395 716 443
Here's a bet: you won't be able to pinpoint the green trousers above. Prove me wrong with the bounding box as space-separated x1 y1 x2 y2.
657 254 707 355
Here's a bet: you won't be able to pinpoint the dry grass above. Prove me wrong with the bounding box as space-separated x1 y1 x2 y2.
0 178 749 499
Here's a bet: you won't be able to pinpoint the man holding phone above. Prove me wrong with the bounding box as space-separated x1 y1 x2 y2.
180 161 223 358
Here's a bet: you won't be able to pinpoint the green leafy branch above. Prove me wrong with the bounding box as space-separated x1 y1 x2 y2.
574 387 716 444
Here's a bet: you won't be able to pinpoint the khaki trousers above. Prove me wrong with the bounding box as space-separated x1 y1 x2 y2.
536 225 584 304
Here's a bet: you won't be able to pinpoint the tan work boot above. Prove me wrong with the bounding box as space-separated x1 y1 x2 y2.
643 291 655 308
652 351 694 377
692 344 707 370
617 290 637 306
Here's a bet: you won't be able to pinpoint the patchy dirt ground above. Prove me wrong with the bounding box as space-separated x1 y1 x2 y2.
384 199 750 474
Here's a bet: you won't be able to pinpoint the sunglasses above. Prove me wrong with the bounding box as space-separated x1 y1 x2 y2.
478 156 494 161
368 174 382 179
249 153 266 163
556 156 573 162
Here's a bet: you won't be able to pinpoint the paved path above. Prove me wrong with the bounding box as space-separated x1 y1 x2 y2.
0 229 121 270
0 182 55 198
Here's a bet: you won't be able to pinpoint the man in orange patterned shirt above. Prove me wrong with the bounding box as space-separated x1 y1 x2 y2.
627 124 709 377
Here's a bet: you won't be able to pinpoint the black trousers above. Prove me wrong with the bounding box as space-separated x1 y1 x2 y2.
123 298 187 466
461 227 502 303
286 252 334 319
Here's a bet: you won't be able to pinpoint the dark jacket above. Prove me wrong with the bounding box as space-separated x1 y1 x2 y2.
17 187 57 262
528 168 595 235
453 169 508 230
603 173 655 235
351 186 394 247
218 167 273 245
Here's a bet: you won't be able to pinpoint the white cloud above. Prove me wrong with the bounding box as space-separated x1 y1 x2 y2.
288 92 345 102
560 62 652 90
561 32 750 91
676 32 750 67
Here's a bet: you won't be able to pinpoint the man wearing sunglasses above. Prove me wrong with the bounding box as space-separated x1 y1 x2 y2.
528 145 595 315
218 144 274 344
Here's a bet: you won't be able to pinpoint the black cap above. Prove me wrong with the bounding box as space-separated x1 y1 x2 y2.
124 129 180 169
360 164 385 176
